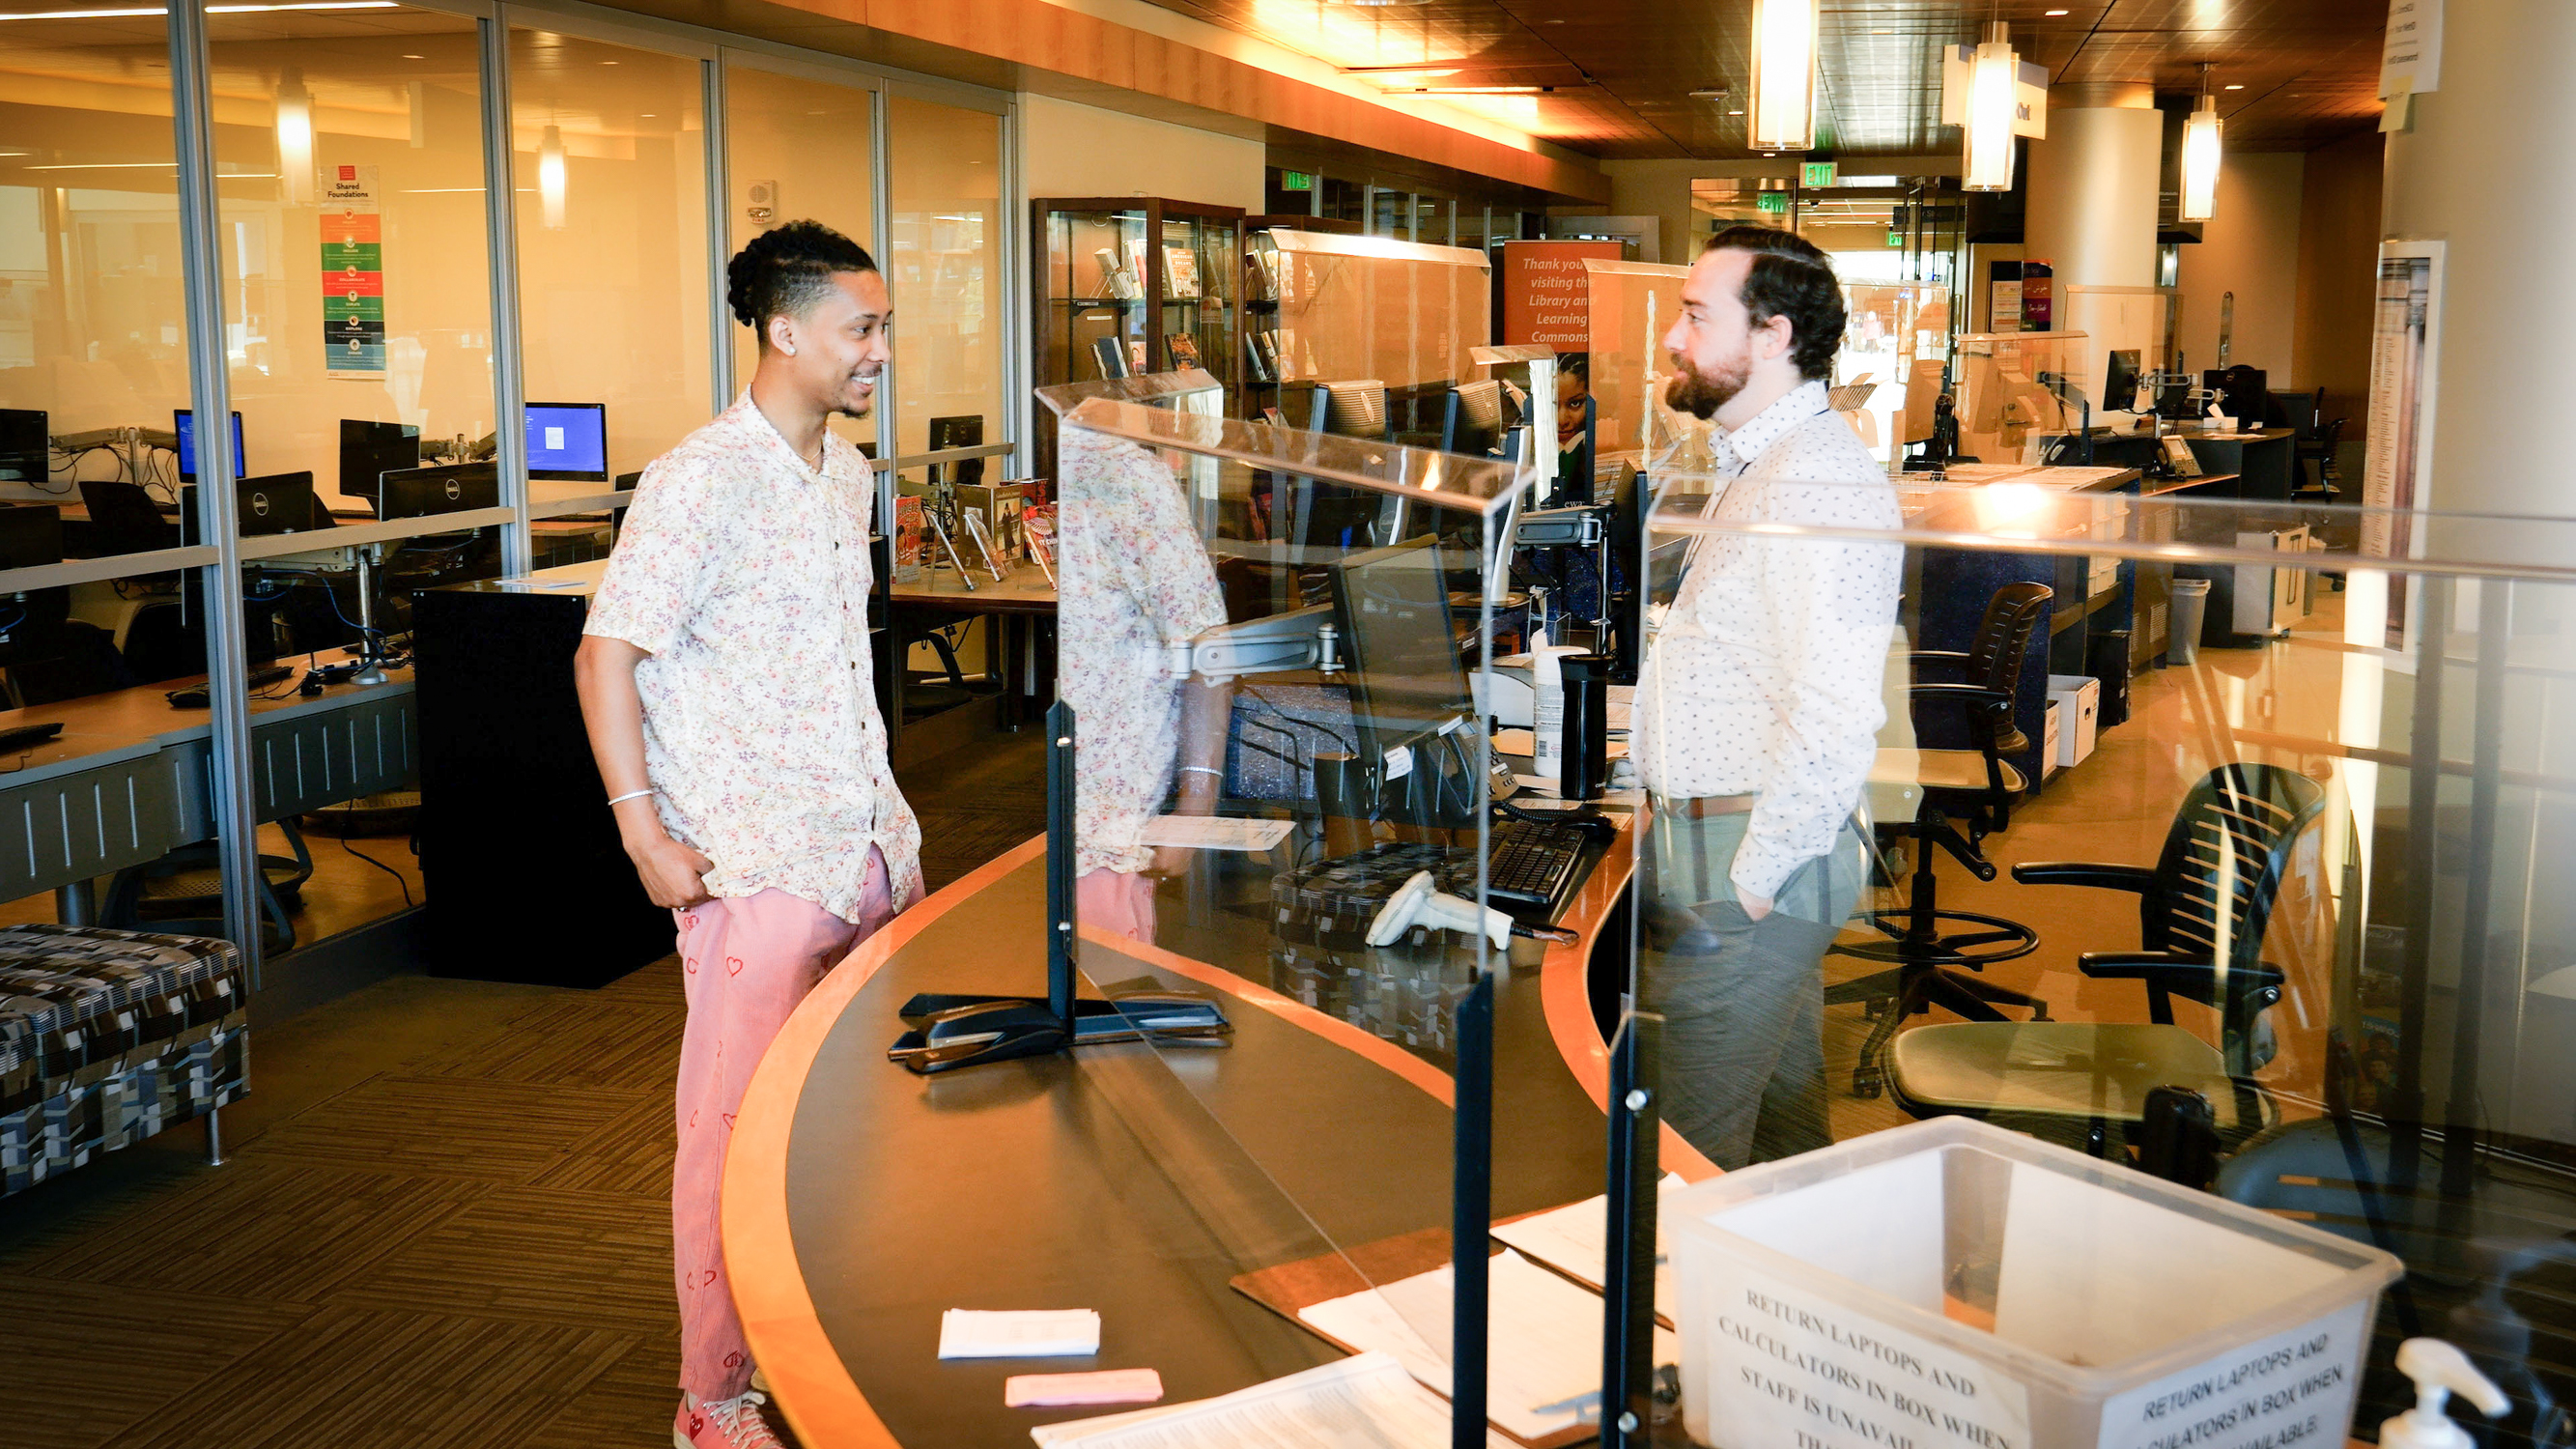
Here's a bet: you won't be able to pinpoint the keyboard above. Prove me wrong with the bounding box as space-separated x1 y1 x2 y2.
164 665 294 709
0 722 64 753
1484 816 1595 913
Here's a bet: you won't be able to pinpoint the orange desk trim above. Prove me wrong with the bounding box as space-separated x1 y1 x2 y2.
723 835 1045 1449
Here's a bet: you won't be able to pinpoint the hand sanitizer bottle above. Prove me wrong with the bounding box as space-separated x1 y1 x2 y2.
2378 1339 2510 1449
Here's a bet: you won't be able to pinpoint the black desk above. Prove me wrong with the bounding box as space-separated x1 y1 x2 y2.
725 816 1682 1447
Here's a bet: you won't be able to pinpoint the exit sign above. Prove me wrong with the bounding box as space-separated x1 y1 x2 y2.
1887 230 1906 247
1757 191 1788 213
1801 160 1838 187
1281 170 1313 191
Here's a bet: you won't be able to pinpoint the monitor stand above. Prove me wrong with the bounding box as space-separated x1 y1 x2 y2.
885 701 1229 1074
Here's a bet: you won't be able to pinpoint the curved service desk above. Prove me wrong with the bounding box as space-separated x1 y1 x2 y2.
722 814 1707 1446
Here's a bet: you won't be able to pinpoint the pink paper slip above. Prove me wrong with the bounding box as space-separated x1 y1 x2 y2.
1005 1369 1166 1408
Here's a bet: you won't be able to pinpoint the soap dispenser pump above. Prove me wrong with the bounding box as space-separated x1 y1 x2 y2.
2379 1338 2510 1449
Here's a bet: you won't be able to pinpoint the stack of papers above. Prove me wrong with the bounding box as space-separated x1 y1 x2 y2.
1029 1352 1512 1448
1295 1251 1679 1443
1486 1178 1684 1325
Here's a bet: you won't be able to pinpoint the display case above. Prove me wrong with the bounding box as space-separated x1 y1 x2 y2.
1258 229 1491 448
2059 282 2183 411
1614 479 2576 1449
1031 197 1243 484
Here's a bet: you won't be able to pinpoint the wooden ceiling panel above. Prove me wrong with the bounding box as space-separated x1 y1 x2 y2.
1130 0 2391 158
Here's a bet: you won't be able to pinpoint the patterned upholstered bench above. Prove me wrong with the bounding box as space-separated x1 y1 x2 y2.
0 924 248 1198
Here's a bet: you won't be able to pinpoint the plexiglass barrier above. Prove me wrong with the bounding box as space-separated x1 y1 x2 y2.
1611 477 2576 1449
1046 378 1663 1440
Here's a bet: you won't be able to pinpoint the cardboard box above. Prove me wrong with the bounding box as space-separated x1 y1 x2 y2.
2046 672 2099 768
2041 698 2061 780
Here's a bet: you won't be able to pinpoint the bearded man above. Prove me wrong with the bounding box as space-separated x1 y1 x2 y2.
1628 225 1903 1170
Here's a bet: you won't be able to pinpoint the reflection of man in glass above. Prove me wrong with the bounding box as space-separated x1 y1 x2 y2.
1058 426 1229 939
1631 226 1901 1170
574 221 922 1449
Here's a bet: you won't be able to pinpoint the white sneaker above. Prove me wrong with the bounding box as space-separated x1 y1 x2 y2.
674 1389 787 1449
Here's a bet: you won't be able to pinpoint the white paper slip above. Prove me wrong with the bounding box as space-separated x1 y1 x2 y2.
1027 1351 1514 1449
1488 1176 1687 1326
939 1308 1101 1359
1295 1251 1681 1443
1134 815 1295 852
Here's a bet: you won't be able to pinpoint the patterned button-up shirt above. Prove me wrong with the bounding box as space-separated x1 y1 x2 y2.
583 391 922 923
1058 427 1228 876
1632 379 1903 901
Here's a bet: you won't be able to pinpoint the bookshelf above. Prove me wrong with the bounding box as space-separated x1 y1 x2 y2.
1031 197 1243 482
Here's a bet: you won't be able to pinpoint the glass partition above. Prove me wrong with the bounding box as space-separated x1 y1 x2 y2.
2059 282 2181 414
510 25 711 480
1951 329 2092 467
1049 381 1587 1437
1267 229 1490 454
1582 257 1718 482
1838 280 1950 467
1616 481 2576 1449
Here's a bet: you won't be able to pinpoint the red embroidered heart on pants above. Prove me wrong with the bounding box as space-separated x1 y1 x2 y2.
725 955 746 977
684 955 698 975
722 1112 737 1130
695 1268 719 1289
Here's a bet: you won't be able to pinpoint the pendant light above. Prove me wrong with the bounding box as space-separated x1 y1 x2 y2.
274 67 314 205
2181 64 2223 223
538 123 567 230
1748 0 1818 154
1962 20 2019 191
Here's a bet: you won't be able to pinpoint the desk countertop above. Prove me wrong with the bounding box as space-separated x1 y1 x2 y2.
725 811 1684 1447
0 652 413 787
888 559 1057 611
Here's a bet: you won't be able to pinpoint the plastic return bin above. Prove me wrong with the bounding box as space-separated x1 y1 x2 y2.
1668 1118 2401 1449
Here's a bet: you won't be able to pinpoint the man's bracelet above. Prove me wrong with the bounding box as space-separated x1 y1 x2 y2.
607 788 657 808
1178 765 1224 779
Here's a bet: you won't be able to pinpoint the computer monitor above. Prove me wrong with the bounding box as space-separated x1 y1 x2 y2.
1310 381 1389 440
180 471 323 542
0 506 71 668
340 419 422 504
1329 536 1472 747
379 461 500 521
0 504 65 570
524 402 608 482
928 414 985 487
1442 381 1508 458
0 409 47 484
2103 349 2143 414
174 409 245 483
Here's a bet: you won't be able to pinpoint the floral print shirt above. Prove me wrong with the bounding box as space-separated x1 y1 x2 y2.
583 391 922 923
1058 427 1227 875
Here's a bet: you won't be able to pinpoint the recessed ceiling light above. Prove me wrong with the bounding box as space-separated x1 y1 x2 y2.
2044 8 2068 14
2224 83 2244 89
1726 109 1744 116
400 52 420 58
600 60 617 65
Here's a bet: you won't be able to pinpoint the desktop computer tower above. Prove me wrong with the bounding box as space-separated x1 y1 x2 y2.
411 577 667 987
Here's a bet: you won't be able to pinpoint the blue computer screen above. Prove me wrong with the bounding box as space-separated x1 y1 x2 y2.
525 403 608 479
174 410 245 481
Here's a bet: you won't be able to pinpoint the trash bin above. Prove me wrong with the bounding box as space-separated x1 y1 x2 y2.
2167 577 2211 665
2085 629 2131 728
1669 1118 2402 1449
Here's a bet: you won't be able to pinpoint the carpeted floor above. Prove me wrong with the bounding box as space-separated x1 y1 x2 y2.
0 729 1048 1449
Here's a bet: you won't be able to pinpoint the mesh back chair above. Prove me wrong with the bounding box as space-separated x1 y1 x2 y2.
2293 416 2347 502
1887 763 2326 1155
1827 581 2053 1096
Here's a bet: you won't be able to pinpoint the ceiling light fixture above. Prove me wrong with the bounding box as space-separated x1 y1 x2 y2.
1962 21 2020 191
274 65 313 205
538 122 567 229
0 1 395 15
2223 83 2243 89
2181 63 2223 222
1748 0 1818 153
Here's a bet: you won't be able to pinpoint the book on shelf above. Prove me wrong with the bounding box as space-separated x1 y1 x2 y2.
1126 339 1147 372
1090 334 1128 381
1162 244 1201 299
1123 237 1149 297
1243 331 1271 384
1164 332 1203 371
1253 330 1283 382
1091 246 1140 301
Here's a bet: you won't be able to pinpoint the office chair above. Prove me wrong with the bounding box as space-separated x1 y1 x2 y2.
103 819 317 954
2292 416 2346 503
1827 581 2054 1097
1884 763 2326 1157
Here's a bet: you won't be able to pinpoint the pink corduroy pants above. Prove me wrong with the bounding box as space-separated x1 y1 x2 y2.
1076 867 1158 942
670 848 897 1405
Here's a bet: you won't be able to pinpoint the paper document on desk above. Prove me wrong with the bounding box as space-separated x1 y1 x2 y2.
1027 1351 1511 1448
1296 1251 1678 1443
1134 815 1295 852
939 1308 1100 1358
1487 1176 1686 1325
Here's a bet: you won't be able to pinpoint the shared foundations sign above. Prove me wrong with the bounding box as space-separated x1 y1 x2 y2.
1498 240 1623 350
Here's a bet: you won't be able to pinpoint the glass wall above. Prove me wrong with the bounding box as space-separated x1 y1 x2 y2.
723 59 873 456
510 25 710 488
887 93 1001 462
0 4 1014 984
